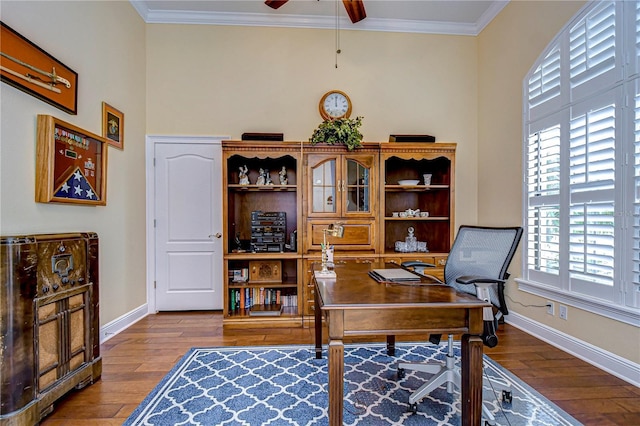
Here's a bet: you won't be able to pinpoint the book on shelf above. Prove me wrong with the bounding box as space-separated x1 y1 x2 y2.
249 304 283 317
231 268 249 282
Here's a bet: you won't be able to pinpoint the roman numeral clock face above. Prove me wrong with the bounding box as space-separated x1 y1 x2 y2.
319 90 352 120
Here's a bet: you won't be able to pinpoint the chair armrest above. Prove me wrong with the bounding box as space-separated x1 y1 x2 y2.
456 275 506 284
401 261 443 284
455 275 506 285
401 261 436 269
456 275 509 317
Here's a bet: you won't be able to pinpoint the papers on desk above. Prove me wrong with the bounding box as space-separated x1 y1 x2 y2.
368 268 421 283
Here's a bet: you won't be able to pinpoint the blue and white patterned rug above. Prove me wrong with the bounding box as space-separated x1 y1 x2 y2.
124 343 580 426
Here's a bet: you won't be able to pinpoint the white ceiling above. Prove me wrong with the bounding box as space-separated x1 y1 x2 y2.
130 0 510 36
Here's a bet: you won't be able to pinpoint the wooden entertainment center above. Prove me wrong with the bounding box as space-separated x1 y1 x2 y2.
221 141 456 328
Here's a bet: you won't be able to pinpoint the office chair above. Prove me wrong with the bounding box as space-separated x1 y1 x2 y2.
397 225 523 425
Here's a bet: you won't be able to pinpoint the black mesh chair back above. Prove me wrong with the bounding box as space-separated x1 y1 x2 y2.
445 226 523 315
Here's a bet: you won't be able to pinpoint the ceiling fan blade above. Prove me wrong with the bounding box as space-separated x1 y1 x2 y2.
265 0 289 10
342 0 366 23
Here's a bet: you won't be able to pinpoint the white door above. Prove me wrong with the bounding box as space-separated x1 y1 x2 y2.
154 140 223 310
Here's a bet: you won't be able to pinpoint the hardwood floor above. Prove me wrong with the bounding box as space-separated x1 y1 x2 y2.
40 311 639 425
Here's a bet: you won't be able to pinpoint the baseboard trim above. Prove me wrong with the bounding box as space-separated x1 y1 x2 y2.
506 312 640 387
100 304 150 344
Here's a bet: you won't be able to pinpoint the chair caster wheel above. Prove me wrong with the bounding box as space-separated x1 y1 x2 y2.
409 402 418 414
502 390 513 403
397 368 405 379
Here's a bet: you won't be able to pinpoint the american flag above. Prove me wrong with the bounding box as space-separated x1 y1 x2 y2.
54 167 99 201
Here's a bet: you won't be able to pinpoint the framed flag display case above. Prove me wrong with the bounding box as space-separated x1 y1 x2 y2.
36 115 108 205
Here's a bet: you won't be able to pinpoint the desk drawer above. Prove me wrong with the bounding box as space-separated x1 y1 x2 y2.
307 220 376 251
343 307 472 335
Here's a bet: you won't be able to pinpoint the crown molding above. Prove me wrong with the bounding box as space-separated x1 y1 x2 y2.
130 1 509 36
476 1 509 34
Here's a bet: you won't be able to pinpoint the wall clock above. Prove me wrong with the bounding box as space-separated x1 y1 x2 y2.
319 90 352 120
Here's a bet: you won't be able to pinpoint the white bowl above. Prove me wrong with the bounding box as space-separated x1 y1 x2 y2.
398 179 420 186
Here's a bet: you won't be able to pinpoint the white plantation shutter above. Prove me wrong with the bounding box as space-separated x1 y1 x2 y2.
528 48 561 105
568 203 614 284
527 205 561 276
569 104 616 192
635 2 640 76
528 48 562 119
523 1 639 320
528 126 561 198
632 80 640 307
527 124 561 283
568 101 616 295
569 1 617 100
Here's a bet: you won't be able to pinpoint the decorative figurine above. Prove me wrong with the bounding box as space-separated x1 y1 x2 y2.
233 232 245 252
264 169 273 185
238 165 250 185
256 168 266 185
279 166 288 185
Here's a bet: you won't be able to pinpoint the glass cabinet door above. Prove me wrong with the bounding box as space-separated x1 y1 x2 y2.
308 153 374 217
345 159 370 213
311 158 336 214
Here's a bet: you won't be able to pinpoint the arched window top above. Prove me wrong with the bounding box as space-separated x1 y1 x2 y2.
521 0 640 322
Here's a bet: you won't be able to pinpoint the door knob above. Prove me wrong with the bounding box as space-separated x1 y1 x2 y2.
209 233 222 239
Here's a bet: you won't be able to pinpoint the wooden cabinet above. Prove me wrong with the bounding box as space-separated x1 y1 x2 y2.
305 150 376 218
221 141 303 327
304 144 378 253
0 233 101 425
221 141 455 328
379 142 455 277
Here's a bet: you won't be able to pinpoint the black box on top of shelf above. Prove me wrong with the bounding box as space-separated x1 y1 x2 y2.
389 134 436 142
241 133 284 141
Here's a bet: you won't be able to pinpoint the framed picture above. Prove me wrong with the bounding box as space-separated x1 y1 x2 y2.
1 22 78 114
102 102 124 149
36 115 108 206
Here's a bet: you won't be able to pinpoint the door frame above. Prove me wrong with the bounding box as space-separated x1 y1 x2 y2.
145 135 229 313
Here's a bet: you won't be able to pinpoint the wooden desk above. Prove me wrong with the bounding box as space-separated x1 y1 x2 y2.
313 262 489 426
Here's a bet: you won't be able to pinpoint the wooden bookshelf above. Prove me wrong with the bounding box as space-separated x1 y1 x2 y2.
221 141 456 328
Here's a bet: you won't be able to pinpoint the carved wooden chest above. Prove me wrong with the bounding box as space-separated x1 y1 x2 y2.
0 233 101 425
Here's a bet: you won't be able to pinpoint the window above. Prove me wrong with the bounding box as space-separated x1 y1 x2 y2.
521 0 639 325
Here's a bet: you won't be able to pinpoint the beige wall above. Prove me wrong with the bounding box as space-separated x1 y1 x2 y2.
478 0 640 364
0 1 147 327
145 24 479 226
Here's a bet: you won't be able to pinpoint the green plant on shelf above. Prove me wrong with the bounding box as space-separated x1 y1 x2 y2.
309 116 364 151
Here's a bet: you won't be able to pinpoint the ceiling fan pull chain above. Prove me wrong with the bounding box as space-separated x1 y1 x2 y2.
335 0 341 68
